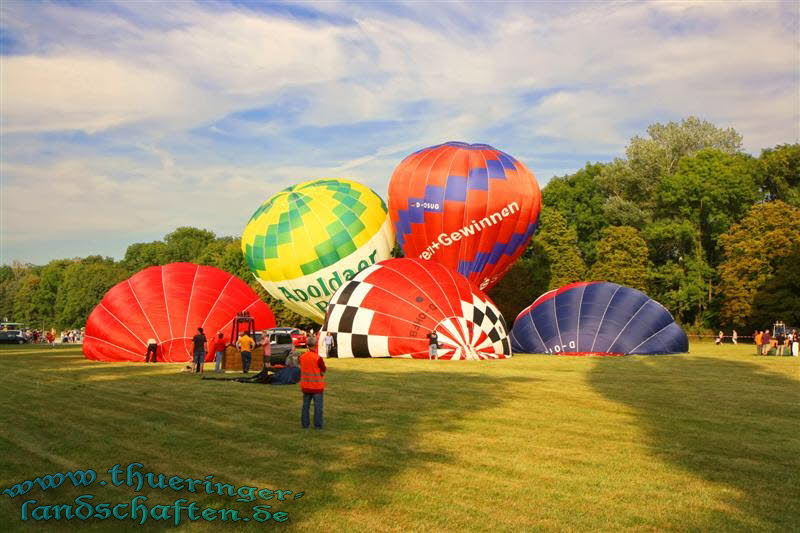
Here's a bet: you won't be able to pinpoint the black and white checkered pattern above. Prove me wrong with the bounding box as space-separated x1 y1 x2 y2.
321 277 390 358
454 294 511 356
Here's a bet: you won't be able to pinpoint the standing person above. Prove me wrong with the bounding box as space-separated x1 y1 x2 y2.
238 331 255 373
307 330 317 352
191 327 207 373
145 338 158 363
324 332 336 358
792 330 799 357
754 330 763 355
263 332 272 365
45 330 55 348
715 331 724 345
761 329 772 356
776 332 786 356
732 330 738 345
298 348 326 429
427 330 439 359
213 333 227 373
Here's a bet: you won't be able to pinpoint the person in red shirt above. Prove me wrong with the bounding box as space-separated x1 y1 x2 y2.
298 350 327 429
213 332 227 373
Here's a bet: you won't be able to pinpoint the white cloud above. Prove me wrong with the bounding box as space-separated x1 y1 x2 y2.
0 0 797 263
1 55 210 133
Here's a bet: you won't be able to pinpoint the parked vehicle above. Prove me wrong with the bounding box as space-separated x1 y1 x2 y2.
0 330 28 344
261 331 295 365
267 327 308 348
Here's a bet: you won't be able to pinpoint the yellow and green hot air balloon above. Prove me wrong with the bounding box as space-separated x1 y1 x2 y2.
242 179 395 323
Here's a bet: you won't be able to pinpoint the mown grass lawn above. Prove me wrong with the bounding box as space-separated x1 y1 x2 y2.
0 343 798 532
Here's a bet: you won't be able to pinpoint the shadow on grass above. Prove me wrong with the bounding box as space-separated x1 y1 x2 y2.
588 356 800 530
0 350 535 530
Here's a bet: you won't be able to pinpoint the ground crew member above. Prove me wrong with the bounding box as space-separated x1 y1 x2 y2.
298 349 326 429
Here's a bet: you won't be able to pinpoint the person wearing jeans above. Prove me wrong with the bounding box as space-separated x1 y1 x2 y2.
191 327 207 373
299 350 327 429
213 332 227 373
237 331 255 373
301 392 324 429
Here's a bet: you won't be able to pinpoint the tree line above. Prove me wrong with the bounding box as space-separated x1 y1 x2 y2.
489 117 800 333
1 117 798 334
0 228 313 331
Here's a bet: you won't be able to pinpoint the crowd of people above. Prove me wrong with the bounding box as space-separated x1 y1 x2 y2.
753 329 799 356
713 327 798 356
2 327 84 346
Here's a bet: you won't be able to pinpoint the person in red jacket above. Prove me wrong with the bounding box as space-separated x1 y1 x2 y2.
213 332 227 373
298 350 326 429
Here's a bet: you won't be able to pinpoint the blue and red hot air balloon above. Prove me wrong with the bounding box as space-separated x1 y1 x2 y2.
388 142 541 291
510 282 689 355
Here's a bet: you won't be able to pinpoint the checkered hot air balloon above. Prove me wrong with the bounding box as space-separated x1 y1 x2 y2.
388 142 541 291
319 258 511 360
242 179 395 323
510 282 689 356
83 263 275 362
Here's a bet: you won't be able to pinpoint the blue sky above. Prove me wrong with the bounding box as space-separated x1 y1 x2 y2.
1 0 798 264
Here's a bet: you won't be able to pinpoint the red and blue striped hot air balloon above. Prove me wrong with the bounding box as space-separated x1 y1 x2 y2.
387 142 541 291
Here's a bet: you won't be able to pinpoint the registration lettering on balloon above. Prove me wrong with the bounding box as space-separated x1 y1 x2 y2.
409 302 438 337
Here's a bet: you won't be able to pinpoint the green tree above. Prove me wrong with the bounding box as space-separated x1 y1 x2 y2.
13 273 41 327
525 207 587 290
587 226 648 291
55 258 129 328
0 262 34 321
488 256 550 324
657 149 760 266
598 117 744 224
122 241 168 272
541 162 607 264
718 201 800 329
163 227 216 263
647 255 714 327
195 237 250 280
31 259 73 328
759 143 800 207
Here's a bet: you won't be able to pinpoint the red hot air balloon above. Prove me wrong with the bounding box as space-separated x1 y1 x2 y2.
388 142 541 291
83 263 275 362
319 258 511 360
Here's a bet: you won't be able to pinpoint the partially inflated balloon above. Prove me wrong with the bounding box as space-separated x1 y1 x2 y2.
388 142 541 290
84 263 275 362
242 179 395 323
510 282 689 355
319 258 511 360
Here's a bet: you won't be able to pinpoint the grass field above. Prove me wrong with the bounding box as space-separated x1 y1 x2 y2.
0 343 798 532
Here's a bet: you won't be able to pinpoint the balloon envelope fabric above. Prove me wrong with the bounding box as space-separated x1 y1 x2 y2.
242 179 394 323
319 258 511 360
388 141 541 291
510 282 689 355
83 263 275 362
